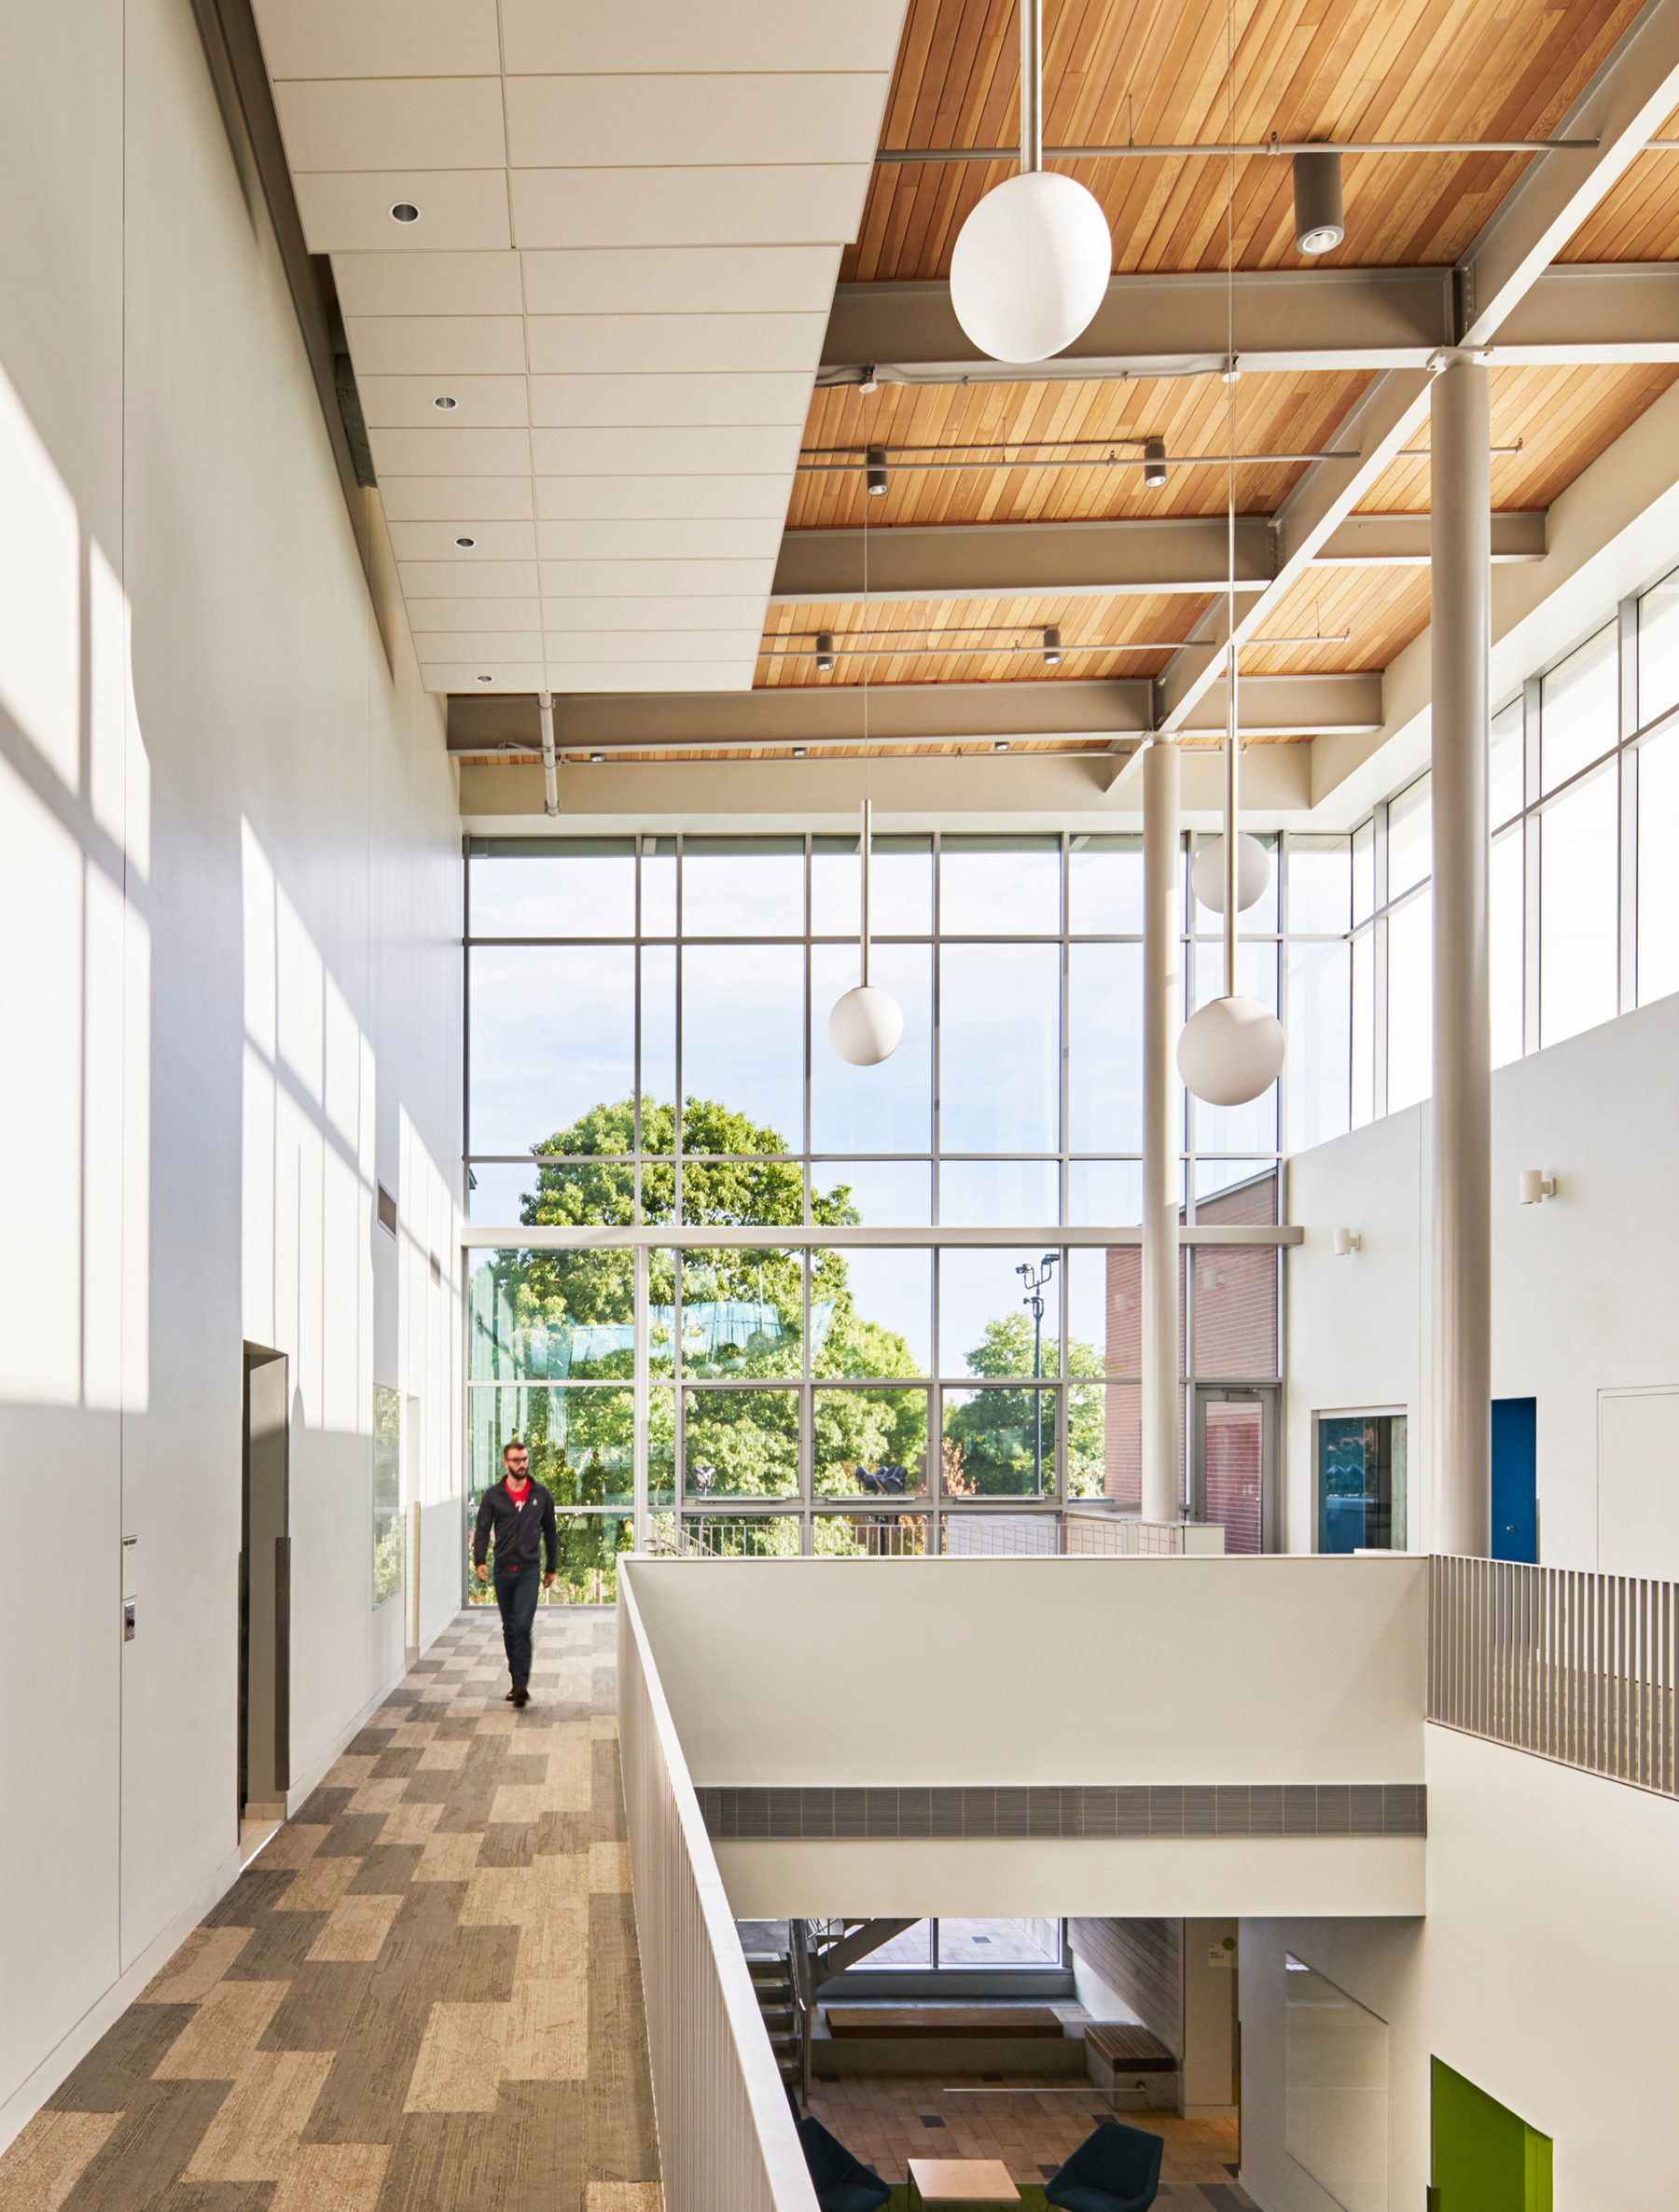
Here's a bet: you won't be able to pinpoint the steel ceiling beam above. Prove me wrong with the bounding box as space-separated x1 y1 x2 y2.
768 511 1545 605
819 262 1679 384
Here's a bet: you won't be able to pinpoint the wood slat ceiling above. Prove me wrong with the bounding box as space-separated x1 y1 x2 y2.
1242 565 1430 678
758 588 1208 685
1355 362 1679 515
790 368 1371 531
1562 101 1679 260
848 0 1643 283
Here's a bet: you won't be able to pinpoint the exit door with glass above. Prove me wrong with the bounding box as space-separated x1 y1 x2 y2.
1191 1384 1280 1553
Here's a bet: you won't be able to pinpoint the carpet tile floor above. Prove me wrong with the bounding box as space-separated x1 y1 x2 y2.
0 1610 660 2212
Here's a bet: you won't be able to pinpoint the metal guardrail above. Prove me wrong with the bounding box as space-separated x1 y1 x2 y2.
1429 1555 1678 1798
653 1510 1223 1558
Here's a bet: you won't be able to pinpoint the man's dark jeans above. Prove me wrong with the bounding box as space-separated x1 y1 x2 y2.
493 1562 542 1689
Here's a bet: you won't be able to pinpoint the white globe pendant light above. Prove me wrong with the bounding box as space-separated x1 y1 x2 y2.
1191 831 1271 915
948 0 1112 366
829 798 903 1066
1177 993 1284 1107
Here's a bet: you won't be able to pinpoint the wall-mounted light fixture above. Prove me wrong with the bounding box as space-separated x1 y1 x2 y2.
1332 1227 1362 1256
1518 1169 1557 1205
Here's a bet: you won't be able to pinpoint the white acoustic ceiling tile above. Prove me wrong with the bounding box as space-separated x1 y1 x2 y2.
500 0 908 75
529 373 812 429
344 316 527 375
404 598 542 630
542 660 756 693
359 376 530 428
542 595 768 629
530 424 801 475
509 168 873 252
369 427 532 477
520 244 840 315
379 477 535 520
396 560 539 597
295 170 511 254
273 78 506 170
251 0 502 77
387 518 538 560
420 661 547 693
539 559 774 597
534 474 790 520
543 631 766 663
408 630 546 660
535 518 784 560
526 312 826 377
332 251 523 317
504 75 891 170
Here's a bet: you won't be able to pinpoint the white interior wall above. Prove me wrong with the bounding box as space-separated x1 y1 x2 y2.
1239 1727 1679 2212
1286 989 1679 1563
0 0 462 2141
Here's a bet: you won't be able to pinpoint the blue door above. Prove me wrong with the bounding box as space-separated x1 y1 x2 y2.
1491 1397 1538 1562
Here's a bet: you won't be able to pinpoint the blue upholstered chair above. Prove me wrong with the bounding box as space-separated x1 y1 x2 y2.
797 2118 893 2212
1044 2119 1164 2212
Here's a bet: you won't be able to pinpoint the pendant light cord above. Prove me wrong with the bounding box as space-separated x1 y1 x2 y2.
861 381 872 989
1223 0 1239 1002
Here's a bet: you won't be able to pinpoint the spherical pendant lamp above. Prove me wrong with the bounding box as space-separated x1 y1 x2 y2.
950 169 1113 364
1176 994 1285 1107
828 983 905 1068
1191 831 1271 915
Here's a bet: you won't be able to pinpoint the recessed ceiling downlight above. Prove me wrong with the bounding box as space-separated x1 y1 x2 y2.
476 674 493 684
434 395 457 411
455 535 476 547
391 201 420 224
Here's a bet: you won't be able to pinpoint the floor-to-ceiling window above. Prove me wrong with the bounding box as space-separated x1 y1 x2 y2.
463 831 1344 1591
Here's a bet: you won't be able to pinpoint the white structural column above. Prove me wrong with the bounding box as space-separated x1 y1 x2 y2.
1430 358 1493 1556
1142 738 1182 1521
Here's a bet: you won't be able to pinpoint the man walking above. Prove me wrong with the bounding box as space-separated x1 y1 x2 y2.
473 1439 558 1707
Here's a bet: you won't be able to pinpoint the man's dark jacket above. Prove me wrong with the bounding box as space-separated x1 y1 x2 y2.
473 1478 559 1573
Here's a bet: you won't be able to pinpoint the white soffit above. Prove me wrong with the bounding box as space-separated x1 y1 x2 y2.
249 0 908 695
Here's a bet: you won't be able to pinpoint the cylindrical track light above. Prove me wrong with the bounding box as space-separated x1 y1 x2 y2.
866 444 889 496
1042 625 1062 666
1293 149 1345 254
1143 435 1167 489
816 630 836 672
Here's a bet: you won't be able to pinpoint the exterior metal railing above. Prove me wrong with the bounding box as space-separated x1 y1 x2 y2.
652 1509 1224 1558
1429 1555 1678 1798
617 1568 820 2212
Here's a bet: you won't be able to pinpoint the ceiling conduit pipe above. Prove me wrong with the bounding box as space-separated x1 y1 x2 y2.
537 689 560 818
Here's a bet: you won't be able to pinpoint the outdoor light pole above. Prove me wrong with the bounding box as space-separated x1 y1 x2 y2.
1017 1252 1059 1496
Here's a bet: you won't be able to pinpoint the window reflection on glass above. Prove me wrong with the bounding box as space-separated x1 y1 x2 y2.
1489 698 1524 828
1490 825 1523 1068
1540 762 1618 1045
815 1248 931 1376
938 1159 1060 1226
468 945 636 1155
1316 1413 1406 1553
1194 831 1278 933
1286 938 1351 1153
1386 775 1432 899
684 1388 800 1499
941 1385 1057 1498
811 940 932 1153
811 833 934 935
1287 835 1352 935
466 1383 649 1512
1067 1160 1145 1226
1284 1954 1390 2212
1068 834 1144 933
940 942 1060 1152
681 943 803 1150
940 1248 1062 1377
813 1388 930 1497
682 836 804 935
1386 892 1432 1111
468 1248 636 1382
680 1249 803 1378
1541 624 1617 795
940 834 1060 934
1069 942 1144 1153
938 1918 1062 1965
467 837 636 938
1638 726 1679 1005
642 836 677 935
373 1386 402 1608
1638 564 1679 729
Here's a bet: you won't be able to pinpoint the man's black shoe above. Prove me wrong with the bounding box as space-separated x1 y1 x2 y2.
511 1686 530 1707
504 1686 519 1702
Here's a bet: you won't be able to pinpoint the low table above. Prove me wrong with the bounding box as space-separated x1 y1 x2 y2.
908 2160 1022 2212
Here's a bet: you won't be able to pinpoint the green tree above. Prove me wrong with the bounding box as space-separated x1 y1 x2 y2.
942 1313 1105 1498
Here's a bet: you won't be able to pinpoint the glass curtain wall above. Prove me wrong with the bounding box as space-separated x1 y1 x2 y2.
463 833 1333 1585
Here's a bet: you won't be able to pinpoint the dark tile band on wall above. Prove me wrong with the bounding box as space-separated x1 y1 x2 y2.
696 1782 1426 1842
